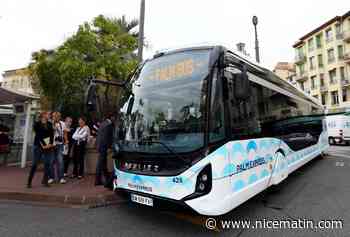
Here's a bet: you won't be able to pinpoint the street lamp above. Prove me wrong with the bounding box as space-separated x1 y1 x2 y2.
252 15 260 63
137 0 145 62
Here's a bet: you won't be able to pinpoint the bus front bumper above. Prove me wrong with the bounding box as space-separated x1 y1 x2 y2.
115 188 195 213
114 177 233 216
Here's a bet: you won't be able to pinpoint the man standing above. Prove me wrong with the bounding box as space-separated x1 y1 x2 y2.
95 113 114 186
27 112 54 188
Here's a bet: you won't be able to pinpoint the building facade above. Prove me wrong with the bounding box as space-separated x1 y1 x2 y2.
1 68 34 94
293 11 350 112
273 62 297 86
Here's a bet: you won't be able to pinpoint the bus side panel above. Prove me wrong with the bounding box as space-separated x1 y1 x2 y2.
186 138 281 215
227 138 279 194
186 133 328 216
285 130 328 174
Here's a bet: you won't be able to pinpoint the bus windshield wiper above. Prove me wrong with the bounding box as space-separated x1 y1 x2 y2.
138 139 191 166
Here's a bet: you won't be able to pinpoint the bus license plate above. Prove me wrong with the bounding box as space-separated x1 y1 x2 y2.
130 194 153 207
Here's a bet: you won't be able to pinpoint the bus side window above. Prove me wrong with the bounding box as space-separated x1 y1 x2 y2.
209 68 225 142
226 70 260 140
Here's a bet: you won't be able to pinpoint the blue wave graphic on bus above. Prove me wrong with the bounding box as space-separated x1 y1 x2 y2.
115 132 328 200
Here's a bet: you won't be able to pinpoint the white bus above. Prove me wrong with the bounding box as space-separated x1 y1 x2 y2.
326 113 350 145
87 45 328 216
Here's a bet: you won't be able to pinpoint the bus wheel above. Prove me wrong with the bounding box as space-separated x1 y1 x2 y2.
328 137 335 145
318 152 327 159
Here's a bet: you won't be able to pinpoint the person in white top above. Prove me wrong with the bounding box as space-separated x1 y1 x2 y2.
72 117 90 179
50 112 67 184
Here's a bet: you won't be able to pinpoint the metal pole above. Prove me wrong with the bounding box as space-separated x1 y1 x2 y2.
137 0 145 62
21 101 32 168
252 16 260 63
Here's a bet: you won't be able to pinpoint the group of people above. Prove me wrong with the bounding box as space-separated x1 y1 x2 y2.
27 111 114 188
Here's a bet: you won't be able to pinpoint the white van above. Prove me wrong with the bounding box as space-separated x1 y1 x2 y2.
326 114 350 145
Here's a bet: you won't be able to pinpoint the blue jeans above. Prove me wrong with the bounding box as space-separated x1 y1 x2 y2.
51 144 64 180
28 145 53 184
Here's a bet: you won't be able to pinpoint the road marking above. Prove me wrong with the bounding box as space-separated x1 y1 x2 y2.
328 153 350 159
163 211 221 232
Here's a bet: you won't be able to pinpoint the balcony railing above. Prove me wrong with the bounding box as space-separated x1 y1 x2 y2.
343 31 350 43
329 78 338 85
295 72 308 81
326 37 333 43
320 86 328 92
295 54 306 64
328 57 335 64
336 32 344 40
341 79 350 87
344 52 350 64
329 79 338 85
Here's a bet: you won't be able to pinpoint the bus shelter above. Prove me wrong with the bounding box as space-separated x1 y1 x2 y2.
0 86 39 168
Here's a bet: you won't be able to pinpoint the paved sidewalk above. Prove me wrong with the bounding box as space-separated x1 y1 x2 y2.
0 166 123 207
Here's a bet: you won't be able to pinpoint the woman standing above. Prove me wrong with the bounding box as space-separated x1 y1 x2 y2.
27 112 54 188
72 117 90 179
63 116 73 177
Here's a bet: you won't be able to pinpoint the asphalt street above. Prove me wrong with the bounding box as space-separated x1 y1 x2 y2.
1 145 350 237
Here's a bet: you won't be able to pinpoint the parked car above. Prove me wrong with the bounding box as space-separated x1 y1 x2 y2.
326 113 350 145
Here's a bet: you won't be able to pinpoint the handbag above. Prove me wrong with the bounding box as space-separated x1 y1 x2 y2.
62 144 69 155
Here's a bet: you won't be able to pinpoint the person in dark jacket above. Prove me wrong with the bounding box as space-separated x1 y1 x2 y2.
95 113 114 186
0 124 10 165
27 112 54 188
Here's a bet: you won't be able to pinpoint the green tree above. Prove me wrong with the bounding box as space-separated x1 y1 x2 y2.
29 15 139 119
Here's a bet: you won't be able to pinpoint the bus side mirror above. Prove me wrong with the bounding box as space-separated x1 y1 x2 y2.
127 96 135 115
86 82 97 112
234 70 250 101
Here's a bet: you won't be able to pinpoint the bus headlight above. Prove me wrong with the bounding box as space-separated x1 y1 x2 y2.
198 182 206 191
182 164 212 201
201 174 208 182
195 164 212 194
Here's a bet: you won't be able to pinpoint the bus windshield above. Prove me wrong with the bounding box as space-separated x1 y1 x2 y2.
118 49 212 154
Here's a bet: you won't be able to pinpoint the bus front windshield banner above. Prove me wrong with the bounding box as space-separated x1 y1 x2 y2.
118 49 212 154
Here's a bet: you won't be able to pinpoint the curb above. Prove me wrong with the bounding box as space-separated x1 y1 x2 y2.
0 191 125 208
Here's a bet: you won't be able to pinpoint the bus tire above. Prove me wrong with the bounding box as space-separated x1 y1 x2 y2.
318 152 327 159
328 137 335 145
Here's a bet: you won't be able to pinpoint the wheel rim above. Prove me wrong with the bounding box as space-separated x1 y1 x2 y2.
329 138 334 145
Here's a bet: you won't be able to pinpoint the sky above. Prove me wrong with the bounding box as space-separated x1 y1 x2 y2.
0 0 349 80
